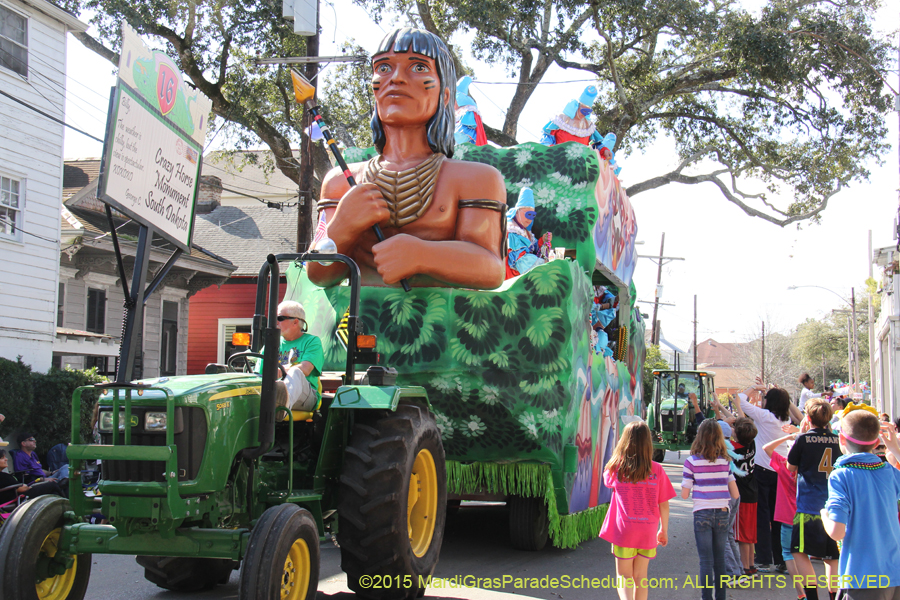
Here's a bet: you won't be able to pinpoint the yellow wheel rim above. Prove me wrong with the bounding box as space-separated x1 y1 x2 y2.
407 448 438 557
35 529 77 600
281 537 310 600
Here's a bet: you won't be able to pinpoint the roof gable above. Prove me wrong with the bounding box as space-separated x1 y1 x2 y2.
194 204 297 275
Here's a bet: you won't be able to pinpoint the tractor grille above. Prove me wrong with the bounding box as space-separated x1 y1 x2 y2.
660 410 685 433
100 407 207 483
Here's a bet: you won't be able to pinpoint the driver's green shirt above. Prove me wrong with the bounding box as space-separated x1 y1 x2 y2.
257 334 325 399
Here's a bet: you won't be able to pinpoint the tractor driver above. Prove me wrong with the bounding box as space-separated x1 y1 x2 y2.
676 383 689 400
260 301 324 411
307 27 507 290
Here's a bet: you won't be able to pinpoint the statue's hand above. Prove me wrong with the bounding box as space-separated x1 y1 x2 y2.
372 234 421 285
330 183 390 239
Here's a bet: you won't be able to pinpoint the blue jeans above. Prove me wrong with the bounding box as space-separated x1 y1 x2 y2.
725 497 742 576
693 507 730 600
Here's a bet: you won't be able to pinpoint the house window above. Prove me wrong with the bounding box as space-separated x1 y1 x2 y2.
224 324 252 365
0 175 22 238
86 288 106 333
160 300 179 376
57 282 65 327
0 5 27 77
86 356 116 377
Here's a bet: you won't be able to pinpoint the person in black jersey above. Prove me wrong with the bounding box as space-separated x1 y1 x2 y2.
788 399 842 600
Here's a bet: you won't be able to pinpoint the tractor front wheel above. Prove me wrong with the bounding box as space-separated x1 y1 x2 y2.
239 504 319 600
338 403 447 600
0 495 91 600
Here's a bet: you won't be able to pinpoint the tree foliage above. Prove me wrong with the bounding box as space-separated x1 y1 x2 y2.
360 0 895 225
319 43 375 149
734 328 803 398
63 0 896 227
0 359 106 455
792 282 879 387
642 343 670 401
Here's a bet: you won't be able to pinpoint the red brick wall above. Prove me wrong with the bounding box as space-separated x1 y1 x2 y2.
186 279 287 374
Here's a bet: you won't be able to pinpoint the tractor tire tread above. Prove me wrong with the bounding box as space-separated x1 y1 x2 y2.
0 495 92 600
337 404 447 600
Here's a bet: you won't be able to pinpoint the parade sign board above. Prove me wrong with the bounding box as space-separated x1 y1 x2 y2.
96 24 212 251
98 83 201 251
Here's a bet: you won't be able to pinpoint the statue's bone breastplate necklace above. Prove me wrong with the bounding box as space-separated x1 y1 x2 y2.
363 153 446 228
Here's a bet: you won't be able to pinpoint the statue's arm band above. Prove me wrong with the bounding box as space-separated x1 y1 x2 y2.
458 199 507 212
316 199 340 212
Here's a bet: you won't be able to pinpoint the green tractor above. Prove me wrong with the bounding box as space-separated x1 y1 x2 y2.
0 252 446 600
646 369 718 462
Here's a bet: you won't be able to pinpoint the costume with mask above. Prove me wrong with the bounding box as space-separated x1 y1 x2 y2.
454 76 487 146
506 188 550 278
540 86 604 148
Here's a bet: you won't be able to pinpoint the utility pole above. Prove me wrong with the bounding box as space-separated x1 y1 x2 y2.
693 295 698 369
297 0 320 251
643 232 685 345
847 315 853 389
822 351 826 391
868 230 878 409
651 233 665 345
851 287 860 393
761 321 765 383
834 308 854 389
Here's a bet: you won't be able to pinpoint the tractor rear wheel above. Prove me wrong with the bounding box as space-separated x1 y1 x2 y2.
136 556 236 591
507 495 549 551
652 449 666 463
239 504 319 600
0 495 92 600
337 403 447 600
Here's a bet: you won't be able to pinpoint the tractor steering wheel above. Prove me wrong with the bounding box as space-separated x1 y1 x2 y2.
227 352 287 379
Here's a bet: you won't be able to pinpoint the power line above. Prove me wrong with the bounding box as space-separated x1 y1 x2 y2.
0 89 104 143
474 78 599 86
0 45 109 133
26 45 113 103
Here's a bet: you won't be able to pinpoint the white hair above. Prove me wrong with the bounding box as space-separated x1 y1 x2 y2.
278 300 305 321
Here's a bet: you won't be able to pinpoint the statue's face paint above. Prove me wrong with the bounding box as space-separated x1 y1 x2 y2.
372 50 441 127
579 107 592 117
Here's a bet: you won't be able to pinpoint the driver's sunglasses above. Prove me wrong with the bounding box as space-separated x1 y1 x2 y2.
276 316 299 322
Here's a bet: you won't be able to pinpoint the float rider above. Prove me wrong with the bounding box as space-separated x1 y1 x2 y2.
454 75 487 146
505 188 552 278
540 85 604 148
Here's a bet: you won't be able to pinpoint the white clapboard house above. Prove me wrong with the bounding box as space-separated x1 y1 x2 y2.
0 0 88 371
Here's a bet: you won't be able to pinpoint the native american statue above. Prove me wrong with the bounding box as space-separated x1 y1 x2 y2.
308 28 507 289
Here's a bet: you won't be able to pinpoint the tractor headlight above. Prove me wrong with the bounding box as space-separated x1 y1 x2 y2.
661 410 672 416
145 412 167 431
98 411 126 432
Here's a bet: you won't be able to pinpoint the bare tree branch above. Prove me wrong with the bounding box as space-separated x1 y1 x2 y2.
625 149 844 227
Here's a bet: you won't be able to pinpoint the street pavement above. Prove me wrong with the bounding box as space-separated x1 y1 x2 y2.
81 452 828 600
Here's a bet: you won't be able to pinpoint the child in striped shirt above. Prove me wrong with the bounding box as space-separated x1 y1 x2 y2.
682 419 740 600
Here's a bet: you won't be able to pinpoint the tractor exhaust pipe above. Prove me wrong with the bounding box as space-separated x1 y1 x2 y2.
245 254 280 460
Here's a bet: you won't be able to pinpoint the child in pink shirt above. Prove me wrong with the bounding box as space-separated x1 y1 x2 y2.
764 429 804 600
600 421 676 600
